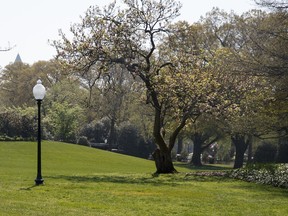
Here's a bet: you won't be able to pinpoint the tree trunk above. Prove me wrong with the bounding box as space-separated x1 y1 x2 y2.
145 80 185 174
247 140 253 163
191 143 202 166
191 133 202 166
177 135 183 154
151 105 178 174
233 143 246 169
108 117 116 150
232 134 252 169
152 148 177 174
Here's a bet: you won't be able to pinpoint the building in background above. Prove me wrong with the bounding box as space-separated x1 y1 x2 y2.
14 53 22 63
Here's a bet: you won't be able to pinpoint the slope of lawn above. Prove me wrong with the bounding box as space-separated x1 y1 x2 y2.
0 141 287 216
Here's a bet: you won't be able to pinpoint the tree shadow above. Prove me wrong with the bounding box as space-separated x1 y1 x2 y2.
175 163 232 171
46 173 288 199
47 174 173 186
47 171 233 186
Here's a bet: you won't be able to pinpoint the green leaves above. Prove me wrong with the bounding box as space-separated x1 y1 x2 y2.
45 101 84 142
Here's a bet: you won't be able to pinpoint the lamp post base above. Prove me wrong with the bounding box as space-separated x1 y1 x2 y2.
35 178 44 185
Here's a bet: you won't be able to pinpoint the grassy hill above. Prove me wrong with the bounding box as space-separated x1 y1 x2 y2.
1 141 288 216
0 141 157 177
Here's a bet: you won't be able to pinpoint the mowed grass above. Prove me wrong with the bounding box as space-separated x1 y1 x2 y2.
0 141 287 216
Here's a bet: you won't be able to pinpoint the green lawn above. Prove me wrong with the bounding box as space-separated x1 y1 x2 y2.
0 141 287 215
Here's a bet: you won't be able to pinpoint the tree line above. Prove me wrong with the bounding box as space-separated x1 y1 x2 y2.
0 0 287 173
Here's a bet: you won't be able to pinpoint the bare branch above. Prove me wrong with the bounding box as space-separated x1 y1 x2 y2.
0 42 15 52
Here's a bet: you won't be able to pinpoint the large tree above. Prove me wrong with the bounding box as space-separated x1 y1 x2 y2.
95 65 137 150
54 0 183 173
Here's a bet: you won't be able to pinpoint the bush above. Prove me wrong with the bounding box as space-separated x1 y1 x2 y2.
118 122 154 159
0 135 15 141
45 102 84 143
277 140 288 163
254 142 277 163
229 163 288 188
80 118 110 143
77 136 90 146
0 107 36 140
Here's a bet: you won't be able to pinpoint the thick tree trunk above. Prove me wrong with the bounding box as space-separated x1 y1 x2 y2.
145 80 186 174
191 133 202 166
233 143 246 169
152 148 177 174
151 106 178 174
177 135 183 154
191 142 202 166
232 134 252 169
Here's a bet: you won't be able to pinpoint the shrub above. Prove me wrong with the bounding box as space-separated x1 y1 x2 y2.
0 107 35 140
0 135 14 141
229 163 288 188
118 122 154 159
80 118 110 143
254 142 277 163
78 136 90 146
277 140 288 163
45 102 84 143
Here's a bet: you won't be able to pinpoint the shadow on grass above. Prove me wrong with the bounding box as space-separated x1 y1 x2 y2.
175 163 233 171
19 184 42 191
47 172 232 187
48 174 175 186
46 163 234 185
44 173 288 199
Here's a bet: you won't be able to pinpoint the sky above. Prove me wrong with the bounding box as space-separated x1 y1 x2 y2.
0 0 259 68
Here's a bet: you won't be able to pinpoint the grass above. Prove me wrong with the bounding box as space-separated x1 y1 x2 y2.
0 141 287 215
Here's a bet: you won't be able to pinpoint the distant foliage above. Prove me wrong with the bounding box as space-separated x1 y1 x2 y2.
80 118 110 143
118 122 154 159
44 102 84 143
77 136 90 146
0 107 36 140
277 139 288 163
253 142 277 163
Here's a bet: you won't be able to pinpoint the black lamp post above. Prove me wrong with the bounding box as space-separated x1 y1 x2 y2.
33 79 46 185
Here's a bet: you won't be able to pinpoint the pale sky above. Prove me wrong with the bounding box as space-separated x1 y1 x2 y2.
0 0 258 68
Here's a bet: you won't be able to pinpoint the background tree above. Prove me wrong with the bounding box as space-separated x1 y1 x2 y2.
160 18 265 167
80 117 110 143
118 121 154 158
0 60 62 107
98 65 135 150
218 75 275 168
0 62 33 106
229 9 288 160
198 8 283 168
44 101 84 143
0 106 35 140
186 115 222 166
